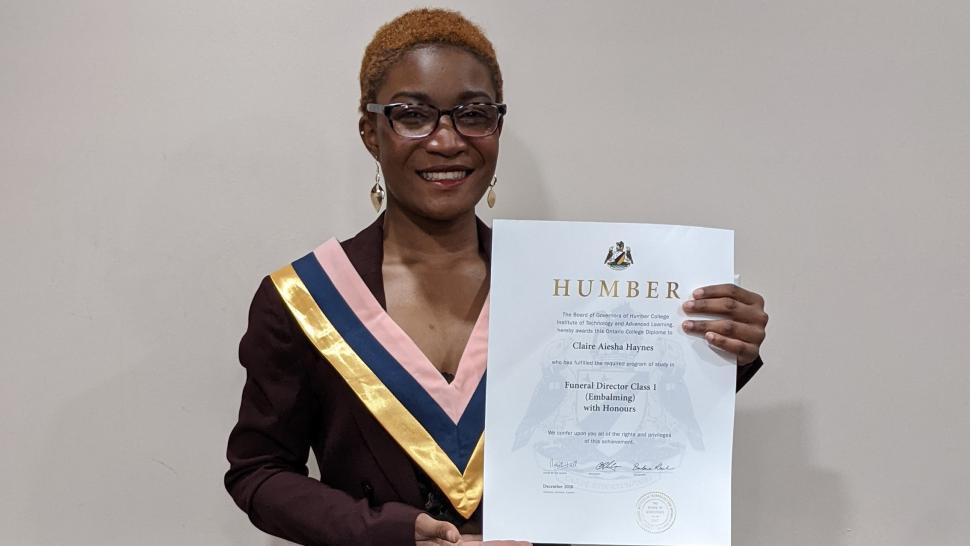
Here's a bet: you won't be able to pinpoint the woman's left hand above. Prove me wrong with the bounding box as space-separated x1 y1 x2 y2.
459 535 530 545
681 284 768 365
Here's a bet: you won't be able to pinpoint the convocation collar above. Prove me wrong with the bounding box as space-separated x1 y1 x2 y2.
270 213 492 518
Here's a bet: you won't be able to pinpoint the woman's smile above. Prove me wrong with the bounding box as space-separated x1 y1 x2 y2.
416 166 475 188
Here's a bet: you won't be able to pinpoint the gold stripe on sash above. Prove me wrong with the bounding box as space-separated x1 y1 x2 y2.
271 265 483 518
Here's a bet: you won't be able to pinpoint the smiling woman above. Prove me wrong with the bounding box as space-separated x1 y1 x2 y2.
360 44 503 221
223 7 764 546
223 8 529 546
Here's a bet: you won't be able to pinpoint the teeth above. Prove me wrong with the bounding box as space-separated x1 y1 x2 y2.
420 170 468 181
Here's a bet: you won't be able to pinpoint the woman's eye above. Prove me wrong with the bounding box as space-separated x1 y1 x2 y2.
393 109 432 124
457 108 495 124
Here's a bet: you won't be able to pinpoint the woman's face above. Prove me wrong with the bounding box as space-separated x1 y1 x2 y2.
361 45 501 222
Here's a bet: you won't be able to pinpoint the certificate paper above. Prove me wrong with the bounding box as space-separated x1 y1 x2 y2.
484 220 736 546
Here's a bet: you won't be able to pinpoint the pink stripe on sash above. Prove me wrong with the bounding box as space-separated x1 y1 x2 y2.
313 239 488 424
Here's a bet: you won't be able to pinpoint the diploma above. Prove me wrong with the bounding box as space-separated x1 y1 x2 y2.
484 220 736 546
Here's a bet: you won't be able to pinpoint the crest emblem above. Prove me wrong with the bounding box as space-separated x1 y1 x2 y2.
604 241 634 270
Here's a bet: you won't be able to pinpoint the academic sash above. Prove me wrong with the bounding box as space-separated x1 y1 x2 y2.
270 239 487 518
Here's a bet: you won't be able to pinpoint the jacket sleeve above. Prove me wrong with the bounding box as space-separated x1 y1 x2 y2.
736 356 764 391
224 277 423 546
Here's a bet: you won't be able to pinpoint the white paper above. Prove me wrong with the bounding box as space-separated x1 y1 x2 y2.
484 220 736 546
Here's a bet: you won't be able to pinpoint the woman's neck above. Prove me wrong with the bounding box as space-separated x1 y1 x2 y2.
381 205 482 266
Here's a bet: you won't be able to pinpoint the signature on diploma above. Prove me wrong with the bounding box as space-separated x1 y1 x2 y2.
594 460 619 471
633 462 675 472
550 459 578 470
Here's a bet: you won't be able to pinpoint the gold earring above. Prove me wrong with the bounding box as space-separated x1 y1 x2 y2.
370 162 385 212
487 176 497 208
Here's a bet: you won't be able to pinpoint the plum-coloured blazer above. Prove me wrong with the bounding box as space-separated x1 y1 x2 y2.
224 216 763 546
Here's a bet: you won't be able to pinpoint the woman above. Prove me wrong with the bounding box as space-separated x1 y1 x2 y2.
225 8 768 546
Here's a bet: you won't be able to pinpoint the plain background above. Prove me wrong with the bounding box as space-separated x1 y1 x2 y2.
2 1 968 545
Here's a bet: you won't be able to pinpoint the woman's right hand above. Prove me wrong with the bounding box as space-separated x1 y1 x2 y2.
415 513 461 546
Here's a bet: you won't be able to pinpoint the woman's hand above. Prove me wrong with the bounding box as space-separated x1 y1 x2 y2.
681 284 768 365
458 535 531 545
415 513 461 546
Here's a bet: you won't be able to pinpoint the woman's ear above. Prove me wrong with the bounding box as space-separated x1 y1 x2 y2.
359 116 380 161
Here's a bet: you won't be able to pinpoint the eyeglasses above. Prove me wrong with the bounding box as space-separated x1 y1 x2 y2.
366 102 507 139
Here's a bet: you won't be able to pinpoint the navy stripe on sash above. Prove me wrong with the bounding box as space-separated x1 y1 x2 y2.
292 252 484 471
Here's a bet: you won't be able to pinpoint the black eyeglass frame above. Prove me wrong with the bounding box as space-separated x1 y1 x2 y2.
366 102 508 138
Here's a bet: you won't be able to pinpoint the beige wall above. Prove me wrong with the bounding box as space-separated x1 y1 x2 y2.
2 1 968 544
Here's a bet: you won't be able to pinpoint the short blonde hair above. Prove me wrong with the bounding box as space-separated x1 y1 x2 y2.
359 8 503 113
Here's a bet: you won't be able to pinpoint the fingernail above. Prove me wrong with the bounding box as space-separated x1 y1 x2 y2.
693 288 704 298
683 321 693 331
705 332 716 342
683 301 694 310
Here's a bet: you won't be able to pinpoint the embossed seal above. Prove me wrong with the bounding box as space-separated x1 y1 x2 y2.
636 491 676 533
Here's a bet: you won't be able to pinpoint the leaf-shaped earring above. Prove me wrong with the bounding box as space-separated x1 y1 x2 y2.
487 176 497 208
370 162 385 213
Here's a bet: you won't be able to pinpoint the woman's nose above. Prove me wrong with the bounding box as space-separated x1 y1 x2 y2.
424 115 467 155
